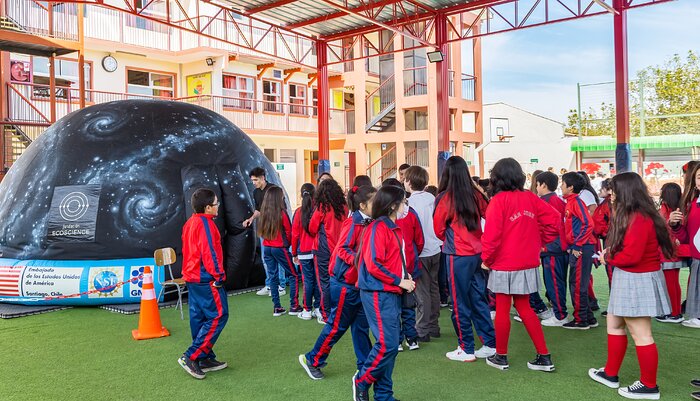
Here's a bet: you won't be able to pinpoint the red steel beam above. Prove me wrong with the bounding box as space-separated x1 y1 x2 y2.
245 0 300 15
613 0 631 172
285 0 410 30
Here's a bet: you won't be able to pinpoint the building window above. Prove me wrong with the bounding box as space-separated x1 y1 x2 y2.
279 149 297 163
404 110 428 131
262 79 282 113
263 148 276 162
127 69 174 98
31 57 92 100
289 84 307 115
223 74 254 110
312 87 318 116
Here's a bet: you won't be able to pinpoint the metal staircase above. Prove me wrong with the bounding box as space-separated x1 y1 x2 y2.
3 124 33 169
365 102 396 133
0 15 26 32
365 74 396 133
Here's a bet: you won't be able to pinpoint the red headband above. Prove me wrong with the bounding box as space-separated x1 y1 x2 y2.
352 186 359 193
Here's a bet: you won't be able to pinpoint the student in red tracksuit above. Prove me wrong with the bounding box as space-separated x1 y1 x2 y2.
656 182 688 324
353 185 416 401
561 172 598 330
310 178 349 323
670 162 700 329
299 184 376 381
589 172 675 400
535 171 571 327
434 156 496 363
259 186 301 317
292 183 320 321
178 188 229 380
384 177 425 351
593 178 613 288
482 158 561 372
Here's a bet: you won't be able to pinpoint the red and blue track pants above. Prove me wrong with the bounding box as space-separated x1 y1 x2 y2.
184 282 229 361
568 244 595 324
541 253 569 320
264 246 301 309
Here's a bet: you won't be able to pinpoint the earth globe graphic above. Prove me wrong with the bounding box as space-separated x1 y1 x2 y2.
94 271 119 293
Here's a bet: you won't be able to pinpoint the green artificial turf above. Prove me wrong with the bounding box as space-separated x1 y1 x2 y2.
1 268 698 401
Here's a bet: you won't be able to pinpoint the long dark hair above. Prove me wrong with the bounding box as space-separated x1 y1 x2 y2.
438 156 480 231
314 179 346 220
607 172 674 259
347 175 373 207
660 182 682 211
682 162 700 213
300 183 315 234
348 185 377 213
578 171 600 204
489 158 526 196
258 186 286 240
371 185 405 220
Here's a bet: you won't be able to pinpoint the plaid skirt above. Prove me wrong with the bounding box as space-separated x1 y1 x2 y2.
608 268 670 317
687 259 700 319
487 267 540 295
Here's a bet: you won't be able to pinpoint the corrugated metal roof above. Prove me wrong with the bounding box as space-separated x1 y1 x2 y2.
221 0 479 38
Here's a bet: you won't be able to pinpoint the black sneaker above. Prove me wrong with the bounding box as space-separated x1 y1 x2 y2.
601 310 608 316
298 354 324 380
353 372 369 401
417 334 431 342
273 307 287 317
655 314 684 323
588 367 620 389
692 391 700 401
486 353 509 370
178 356 205 379
563 320 590 330
617 380 660 400
199 358 228 372
527 354 555 372
692 379 700 388
591 304 601 312
588 318 599 328
407 338 420 350
289 306 303 316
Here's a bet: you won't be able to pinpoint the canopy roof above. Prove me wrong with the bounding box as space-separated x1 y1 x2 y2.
571 134 700 152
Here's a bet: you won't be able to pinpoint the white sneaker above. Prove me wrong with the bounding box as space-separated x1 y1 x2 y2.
398 343 404 352
490 311 496 320
474 345 496 359
298 310 313 320
445 346 476 362
537 309 554 320
682 318 700 328
316 310 326 325
541 316 570 327
278 287 286 296
256 286 270 296
513 315 523 323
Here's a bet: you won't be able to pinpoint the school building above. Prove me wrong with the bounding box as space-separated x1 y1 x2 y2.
1 0 484 199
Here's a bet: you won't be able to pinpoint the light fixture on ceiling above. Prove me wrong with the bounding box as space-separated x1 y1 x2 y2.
427 50 444 63
205 57 215 66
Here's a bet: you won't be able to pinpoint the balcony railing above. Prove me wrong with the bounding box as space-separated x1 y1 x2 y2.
462 74 476 101
403 67 427 97
6 83 355 135
5 0 79 41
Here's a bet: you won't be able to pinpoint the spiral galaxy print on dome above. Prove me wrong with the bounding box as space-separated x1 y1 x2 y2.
0 99 283 303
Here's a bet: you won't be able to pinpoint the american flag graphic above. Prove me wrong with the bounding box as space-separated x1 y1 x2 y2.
0 266 23 296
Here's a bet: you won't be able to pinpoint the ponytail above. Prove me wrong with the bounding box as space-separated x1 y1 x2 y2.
300 183 315 234
348 185 377 212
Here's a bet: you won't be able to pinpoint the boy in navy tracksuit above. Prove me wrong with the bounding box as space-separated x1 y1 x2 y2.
299 206 374 380
561 172 597 330
178 188 229 379
396 206 424 350
536 172 571 326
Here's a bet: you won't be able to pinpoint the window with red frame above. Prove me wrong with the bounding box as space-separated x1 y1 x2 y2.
289 84 307 115
223 74 255 110
262 80 282 113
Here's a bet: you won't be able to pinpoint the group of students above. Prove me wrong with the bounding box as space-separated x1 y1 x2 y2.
176 158 700 401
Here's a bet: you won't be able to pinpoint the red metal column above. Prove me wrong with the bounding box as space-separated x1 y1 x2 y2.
0 51 10 180
613 0 631 172
435 12 450 178
348 151 356 182
316 40 331 174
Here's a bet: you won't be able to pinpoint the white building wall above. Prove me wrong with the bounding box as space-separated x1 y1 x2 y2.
481 103 576 174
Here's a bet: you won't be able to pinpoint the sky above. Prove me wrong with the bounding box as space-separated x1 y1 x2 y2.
479 0 700 124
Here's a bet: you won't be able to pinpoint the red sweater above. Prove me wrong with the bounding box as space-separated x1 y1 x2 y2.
262 209 292 248
661 203 691 261
330 211 370 286
673 197 700 259
433 192 487 256
564 193 596 250
482 191 561 271
357 217 404 295
396 207 425 278
540 192 567 253
593 197 612 239
606 213 662 273
309 205 348 256
181 213 225 284
291 207 315 257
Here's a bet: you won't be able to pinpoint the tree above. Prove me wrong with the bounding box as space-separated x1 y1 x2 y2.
566 50 700 136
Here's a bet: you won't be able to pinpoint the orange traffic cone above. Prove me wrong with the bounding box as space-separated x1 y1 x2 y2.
132 266 170 340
